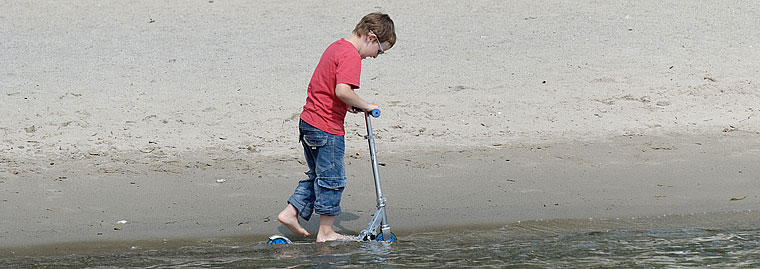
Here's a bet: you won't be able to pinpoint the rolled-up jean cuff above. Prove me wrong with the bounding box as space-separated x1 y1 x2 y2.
313 176 345 216
287 196 312 222
315 206 341 216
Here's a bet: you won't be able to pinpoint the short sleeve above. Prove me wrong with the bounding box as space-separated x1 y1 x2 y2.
335 51 361 89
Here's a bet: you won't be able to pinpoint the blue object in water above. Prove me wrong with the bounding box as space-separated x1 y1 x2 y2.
267 235 293 245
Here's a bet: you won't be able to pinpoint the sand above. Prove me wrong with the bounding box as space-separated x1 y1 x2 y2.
1 0 759 253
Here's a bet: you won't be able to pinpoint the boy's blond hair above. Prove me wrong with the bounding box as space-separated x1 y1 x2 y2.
352 12 396 49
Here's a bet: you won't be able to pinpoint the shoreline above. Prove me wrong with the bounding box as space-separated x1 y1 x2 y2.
4 210 760 258
2 132 758 256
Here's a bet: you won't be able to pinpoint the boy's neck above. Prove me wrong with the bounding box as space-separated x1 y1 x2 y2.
345 34 364 52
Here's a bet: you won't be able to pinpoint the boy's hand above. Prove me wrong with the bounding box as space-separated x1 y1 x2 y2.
364 103 380 113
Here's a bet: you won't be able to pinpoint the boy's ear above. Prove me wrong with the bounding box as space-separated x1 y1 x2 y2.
366 32 377 41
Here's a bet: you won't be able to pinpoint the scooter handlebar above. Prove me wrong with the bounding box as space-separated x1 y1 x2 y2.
352 107 381 118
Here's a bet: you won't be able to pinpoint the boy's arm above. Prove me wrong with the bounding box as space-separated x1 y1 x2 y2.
335 83 379 112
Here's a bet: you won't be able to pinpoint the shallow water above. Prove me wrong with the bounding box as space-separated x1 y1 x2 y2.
3 211 760 268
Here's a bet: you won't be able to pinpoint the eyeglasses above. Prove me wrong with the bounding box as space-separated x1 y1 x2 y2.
370 30 384 55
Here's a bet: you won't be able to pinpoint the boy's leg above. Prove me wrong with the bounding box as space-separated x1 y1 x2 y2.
279 175 316 237
280 173 317 237
316 215 354 242
277 120 320 237
312 133 351 242
277 203 310 237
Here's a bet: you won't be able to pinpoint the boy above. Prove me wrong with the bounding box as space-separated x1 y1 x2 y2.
277 12 396 242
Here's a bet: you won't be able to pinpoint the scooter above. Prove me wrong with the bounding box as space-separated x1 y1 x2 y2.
268 108 396 244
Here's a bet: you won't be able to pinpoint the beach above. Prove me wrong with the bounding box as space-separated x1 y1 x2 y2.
1 0 759 255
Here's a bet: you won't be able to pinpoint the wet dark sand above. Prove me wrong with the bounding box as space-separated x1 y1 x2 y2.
1 132 758 256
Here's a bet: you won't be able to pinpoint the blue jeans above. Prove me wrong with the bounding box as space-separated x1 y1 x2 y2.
288 120 347 221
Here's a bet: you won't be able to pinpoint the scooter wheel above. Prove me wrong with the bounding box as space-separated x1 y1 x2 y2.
375 232 397 242
267 238 290 245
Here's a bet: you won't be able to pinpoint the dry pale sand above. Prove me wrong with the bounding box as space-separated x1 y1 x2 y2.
1 0 759 252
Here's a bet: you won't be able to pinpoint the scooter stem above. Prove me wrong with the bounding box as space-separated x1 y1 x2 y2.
364 113 385 208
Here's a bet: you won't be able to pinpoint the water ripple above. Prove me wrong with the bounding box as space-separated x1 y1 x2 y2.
2 211 760 268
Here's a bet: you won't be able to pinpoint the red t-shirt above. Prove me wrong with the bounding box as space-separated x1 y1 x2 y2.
300 39 361 135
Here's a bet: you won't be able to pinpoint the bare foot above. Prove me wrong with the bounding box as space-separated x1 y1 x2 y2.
277 204 310 237
316 232 354 243
315 215 353 242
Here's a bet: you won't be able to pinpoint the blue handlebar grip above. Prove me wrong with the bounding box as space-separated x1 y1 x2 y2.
352 107 381 118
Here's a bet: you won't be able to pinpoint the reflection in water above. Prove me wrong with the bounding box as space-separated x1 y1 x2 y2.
2 211 759 267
